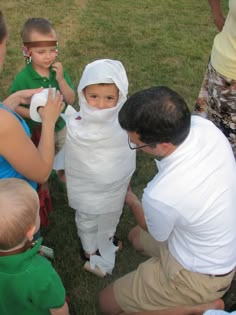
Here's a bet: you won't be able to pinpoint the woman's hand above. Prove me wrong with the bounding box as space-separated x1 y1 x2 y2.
3 87 43 110
213 14 225 31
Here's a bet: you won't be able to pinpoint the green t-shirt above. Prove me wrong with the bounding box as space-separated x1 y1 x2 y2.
10 63 74 133
0 238 66 315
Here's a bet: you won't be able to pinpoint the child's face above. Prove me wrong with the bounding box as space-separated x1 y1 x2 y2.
28 30 57 71
83 84 119 109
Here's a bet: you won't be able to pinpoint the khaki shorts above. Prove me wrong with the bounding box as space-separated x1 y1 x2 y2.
54 126 67 154
113 228 235 313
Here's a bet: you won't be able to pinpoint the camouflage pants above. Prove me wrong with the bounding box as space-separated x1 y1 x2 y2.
194 62 236 157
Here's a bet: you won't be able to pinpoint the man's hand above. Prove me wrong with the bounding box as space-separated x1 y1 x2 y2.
125 185 147 230
125 185 140 208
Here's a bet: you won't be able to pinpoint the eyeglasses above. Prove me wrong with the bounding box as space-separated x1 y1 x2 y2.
128 137 159 150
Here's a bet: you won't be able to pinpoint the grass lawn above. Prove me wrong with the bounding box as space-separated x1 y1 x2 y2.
0 1 232 314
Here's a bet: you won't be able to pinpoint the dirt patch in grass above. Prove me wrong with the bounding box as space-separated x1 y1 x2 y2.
78 0 88 9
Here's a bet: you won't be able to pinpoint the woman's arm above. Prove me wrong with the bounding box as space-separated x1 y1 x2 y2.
0 89 64 183
14 106 31 119
208 0 225 31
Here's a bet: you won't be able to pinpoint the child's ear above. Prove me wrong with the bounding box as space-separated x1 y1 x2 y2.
22 46 32 64
56 41 58 57
26 225 36 241
22 45 30 57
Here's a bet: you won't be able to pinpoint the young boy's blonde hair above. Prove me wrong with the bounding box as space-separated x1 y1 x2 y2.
0 178 39 250
20 17 56 42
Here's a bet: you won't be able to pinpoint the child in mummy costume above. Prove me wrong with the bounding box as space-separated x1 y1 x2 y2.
63 59 136 276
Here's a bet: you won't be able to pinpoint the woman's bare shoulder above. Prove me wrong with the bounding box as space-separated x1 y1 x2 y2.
0 107 22 135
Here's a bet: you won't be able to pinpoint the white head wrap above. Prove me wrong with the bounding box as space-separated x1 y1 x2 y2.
77 58 128 123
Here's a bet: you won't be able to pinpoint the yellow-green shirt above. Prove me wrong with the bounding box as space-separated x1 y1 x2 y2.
211 0 236 80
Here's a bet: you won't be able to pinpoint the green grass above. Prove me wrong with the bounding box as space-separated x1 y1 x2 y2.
0 0 230 314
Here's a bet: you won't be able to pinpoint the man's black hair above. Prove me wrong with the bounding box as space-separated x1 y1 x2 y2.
118 86 191 145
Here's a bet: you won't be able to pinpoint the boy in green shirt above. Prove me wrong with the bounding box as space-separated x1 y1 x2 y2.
0 178 69 315
10 17 75 153
10 18 75 225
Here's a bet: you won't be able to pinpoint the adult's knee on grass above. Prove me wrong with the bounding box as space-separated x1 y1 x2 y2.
99 284 122 315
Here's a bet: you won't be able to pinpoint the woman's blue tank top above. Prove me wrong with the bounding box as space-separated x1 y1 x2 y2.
0 103 37 189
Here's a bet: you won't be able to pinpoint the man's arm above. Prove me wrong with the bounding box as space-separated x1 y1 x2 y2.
208 0 225 31
125 186 147 231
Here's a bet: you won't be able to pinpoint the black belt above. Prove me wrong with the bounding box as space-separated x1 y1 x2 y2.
209 269 234 277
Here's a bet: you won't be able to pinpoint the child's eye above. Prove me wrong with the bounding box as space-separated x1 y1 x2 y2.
90 95 97 99
107 96 115 100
